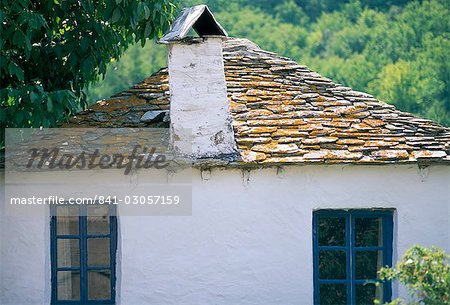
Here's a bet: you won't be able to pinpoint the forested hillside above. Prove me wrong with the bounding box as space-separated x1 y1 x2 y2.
86 0 450 126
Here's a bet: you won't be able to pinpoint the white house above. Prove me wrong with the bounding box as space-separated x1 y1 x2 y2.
1 5 449 305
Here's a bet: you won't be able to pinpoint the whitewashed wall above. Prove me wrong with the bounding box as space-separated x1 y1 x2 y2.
1 164 449 305
168 37 235 158
0 173 51 305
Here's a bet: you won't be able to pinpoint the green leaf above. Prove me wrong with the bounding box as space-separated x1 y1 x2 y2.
130 9 137 30
13 31 25 47
30 92 40 104
42 118 50 127
0 108 6 123
8 62 24 81
144 22 153 38
46 97 53 112
24 36 32 59
15 111 24 124
80 37 90 52
110 7 121 23
144 5 150 19
69 53 78 69
54 45 62 59
82 57 95 76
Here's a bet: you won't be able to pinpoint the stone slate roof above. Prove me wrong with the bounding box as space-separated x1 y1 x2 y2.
65 38 450 165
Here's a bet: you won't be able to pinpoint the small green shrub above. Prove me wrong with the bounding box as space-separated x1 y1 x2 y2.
377 245 450 305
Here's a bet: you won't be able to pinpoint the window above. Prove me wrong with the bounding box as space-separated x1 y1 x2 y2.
51 205 117 304
313 210 393 305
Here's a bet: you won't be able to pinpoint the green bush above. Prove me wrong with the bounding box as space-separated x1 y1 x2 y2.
377 245 450 305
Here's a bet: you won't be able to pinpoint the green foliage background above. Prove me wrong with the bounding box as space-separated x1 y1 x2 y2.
86 0 450 126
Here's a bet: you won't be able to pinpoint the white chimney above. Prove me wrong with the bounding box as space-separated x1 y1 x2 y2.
159 5 235 158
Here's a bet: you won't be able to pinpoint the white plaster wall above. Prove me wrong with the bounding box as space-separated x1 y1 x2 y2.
168 37 235 157
0 173 51 305
1 165 449 305
118 165 449 305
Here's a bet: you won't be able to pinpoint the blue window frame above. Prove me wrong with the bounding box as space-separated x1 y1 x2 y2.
313 209 393 305
51 205 117 305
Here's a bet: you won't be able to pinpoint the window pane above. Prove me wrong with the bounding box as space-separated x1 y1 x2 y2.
355 251 383 279
319 250 347 279
318 217 346 246
356 283 384 305
88 238 110 266
355 217 382 247
87 206 110 235
319 283 347 305
57 271 80 300
88 270 111 300
56 207 79 235
57 239 80 268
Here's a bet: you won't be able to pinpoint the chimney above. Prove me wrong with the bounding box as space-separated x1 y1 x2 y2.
159 5 236 159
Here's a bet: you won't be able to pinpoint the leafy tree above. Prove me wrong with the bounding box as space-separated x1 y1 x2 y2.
377 245 450 305
214 3 307 61
274 0 309 26
370 60 419 113
86 41 167 103
301 0 449 125
1 0 176 134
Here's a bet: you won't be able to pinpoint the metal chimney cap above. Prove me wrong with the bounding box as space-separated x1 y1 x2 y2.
159 5 228 44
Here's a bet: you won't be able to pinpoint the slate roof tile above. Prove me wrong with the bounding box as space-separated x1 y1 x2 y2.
63 38 450 165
